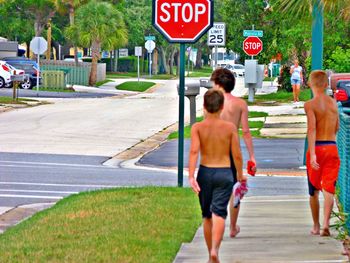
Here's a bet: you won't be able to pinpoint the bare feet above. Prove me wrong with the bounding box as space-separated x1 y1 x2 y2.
210 249 220 263
310 224 320 235
321 228 331 237
230 225 240 238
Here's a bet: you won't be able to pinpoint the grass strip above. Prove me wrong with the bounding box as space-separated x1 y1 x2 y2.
168 113 266 140
250 89 311 103
39 87 75 93
95 79 113 87
0 187 202 263
0 96 40 104
116 81 156 92
107 73 175 80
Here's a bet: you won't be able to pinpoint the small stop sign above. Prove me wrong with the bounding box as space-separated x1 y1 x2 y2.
153 0 213 43
243 36 263 56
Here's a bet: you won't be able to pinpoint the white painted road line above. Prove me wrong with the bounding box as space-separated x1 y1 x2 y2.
0 189 79 194
0 194 62 200
0 182 116 188
0 160 110 169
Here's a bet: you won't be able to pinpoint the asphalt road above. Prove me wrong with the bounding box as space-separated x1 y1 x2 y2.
0 152 308 208
0 88 115 98
139 138 306 170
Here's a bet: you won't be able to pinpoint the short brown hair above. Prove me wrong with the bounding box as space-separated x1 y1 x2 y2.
309 70 328 89
204 89 224 113
210 68 236 93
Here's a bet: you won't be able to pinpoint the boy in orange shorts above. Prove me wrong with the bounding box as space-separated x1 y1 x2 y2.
305 70 340 237
188 89 245 263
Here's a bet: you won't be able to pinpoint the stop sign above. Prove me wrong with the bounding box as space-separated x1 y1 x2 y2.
243 36 263 56
152 0 213 43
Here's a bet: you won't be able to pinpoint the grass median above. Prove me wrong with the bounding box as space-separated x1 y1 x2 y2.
168 111 268 140
0 96 39 104
116 81 156 92
0 187 201 263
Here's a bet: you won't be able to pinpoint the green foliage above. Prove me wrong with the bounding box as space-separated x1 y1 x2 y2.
278 65 292 92
326 47 350 73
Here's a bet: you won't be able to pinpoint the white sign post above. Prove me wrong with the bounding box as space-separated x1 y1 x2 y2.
145 40 155 77
30 37 47 95
207 22 226 68
135 46 142 82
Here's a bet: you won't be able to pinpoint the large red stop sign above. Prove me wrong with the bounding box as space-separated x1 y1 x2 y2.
153 0 213 43
243 36 263 56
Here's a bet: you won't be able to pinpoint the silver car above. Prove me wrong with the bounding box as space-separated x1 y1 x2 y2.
225 64 245 78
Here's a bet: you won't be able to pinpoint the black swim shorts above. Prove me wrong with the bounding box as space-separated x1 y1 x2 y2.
197 165 234 219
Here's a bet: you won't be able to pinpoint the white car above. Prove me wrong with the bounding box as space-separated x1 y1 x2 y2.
0 60 13 88
225 64 245 78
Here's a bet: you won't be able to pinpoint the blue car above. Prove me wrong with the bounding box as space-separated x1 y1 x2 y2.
2 57 41 89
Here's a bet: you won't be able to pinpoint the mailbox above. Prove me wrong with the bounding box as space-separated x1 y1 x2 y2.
200 78 213 89
177 82 200 96
11 74 26 82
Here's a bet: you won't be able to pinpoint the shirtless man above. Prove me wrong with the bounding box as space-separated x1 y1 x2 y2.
305 70 340 237
210 68 256 238
189 89 245 263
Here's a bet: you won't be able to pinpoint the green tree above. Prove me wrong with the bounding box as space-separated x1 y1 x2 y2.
67 1 127 85
55 0 87 63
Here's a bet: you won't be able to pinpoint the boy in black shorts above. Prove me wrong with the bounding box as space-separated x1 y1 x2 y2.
189 89 245 263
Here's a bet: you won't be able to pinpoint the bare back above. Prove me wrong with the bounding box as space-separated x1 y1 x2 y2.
220 94 246 128
196 118 235 167
306 94 339 141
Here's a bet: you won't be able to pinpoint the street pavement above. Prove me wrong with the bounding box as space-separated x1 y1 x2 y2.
139 138 306 170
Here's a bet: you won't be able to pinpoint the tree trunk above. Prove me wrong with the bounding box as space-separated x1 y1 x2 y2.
89 41 100 86
52 40 60 60
26 41 31 58
176 48 180 76
169 47 176 75
195 48 203 69
158 46 168 74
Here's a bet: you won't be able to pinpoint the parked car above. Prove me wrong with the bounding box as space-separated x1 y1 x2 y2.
335 80 350 107
224 63 245 77
2 57 41 89
0 60 13 88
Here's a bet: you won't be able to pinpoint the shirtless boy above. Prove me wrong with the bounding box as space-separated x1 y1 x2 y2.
210 68 256 238
189 89 245 263
305 70 340 237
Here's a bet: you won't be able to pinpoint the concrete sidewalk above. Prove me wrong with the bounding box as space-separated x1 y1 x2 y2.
174 195 348 263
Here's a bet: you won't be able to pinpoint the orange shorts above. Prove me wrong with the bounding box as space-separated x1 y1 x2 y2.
306 141 340 194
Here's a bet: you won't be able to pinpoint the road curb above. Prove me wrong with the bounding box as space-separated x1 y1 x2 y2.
0 203 54 234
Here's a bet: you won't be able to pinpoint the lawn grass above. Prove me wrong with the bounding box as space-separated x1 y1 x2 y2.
168 113 266 140
0 96 40 104
95 79 113 87
116 81 156 92
251 89 311 103
187 66 213 78
0 187 202 263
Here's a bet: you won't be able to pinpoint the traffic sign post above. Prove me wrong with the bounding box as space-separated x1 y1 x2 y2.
153 0 213 187
30 37 47 96
145 40 156 78
243 36 263 58
135 46 142 82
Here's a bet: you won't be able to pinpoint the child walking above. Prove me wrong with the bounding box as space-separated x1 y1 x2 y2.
188 89 245 263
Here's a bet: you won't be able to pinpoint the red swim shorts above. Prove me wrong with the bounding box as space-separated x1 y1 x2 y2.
306 141 340 194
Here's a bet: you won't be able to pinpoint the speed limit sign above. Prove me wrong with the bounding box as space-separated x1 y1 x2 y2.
207 22 226 46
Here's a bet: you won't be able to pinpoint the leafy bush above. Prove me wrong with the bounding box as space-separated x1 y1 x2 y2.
326 47 350 73
277 65 292 92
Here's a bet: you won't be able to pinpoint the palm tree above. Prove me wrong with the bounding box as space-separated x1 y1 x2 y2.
66 1 127 85
55 0 87 63
275 0 349 20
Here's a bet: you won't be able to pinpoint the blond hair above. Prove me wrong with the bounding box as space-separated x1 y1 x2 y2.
309 70 328 89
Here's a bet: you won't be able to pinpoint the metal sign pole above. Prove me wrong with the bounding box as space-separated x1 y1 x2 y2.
215 45 218 68
178 43 185 187
149 52 152 78
37 52 40 96
138 55 140 82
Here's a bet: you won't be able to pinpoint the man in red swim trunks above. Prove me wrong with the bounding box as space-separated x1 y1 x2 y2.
305 70 340 237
